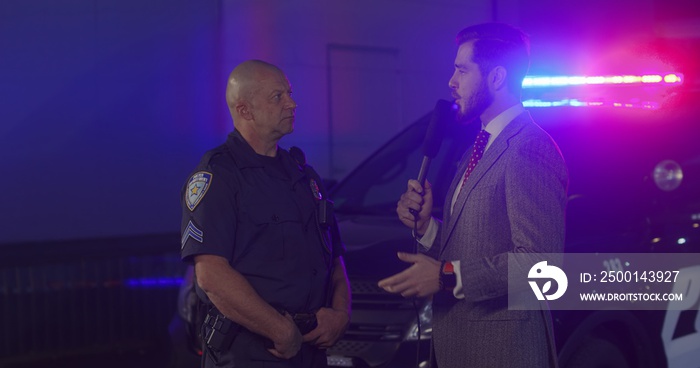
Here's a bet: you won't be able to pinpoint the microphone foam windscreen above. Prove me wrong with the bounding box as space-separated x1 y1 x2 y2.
422 99 455 158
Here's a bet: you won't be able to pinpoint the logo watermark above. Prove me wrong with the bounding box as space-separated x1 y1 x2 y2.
528 261 568 301
508 253 700 310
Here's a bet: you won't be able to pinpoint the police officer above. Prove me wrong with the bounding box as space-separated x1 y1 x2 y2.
180 60 351 368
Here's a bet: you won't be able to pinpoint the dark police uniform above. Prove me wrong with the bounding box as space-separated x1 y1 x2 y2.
180 129 344 367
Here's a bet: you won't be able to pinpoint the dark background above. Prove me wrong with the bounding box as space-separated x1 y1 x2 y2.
1 0 697 245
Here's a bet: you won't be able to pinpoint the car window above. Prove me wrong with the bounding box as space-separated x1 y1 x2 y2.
330 112 477 217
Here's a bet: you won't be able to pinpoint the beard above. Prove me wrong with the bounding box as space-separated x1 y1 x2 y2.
456 78 492 124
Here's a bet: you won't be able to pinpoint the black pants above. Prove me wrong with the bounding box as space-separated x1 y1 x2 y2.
202 329 327 368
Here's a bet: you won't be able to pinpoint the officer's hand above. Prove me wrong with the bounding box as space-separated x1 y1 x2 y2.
267 312 302 359
302 307 350 349
378 252 441 298
397 179 433 234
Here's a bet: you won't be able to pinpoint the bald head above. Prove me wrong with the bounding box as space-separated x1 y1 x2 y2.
226 60 283 111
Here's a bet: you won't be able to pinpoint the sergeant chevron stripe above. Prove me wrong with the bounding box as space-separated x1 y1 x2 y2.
181 220 203 248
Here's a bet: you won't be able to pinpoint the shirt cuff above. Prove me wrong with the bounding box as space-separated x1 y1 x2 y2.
414 217 438 250
452 260 465 299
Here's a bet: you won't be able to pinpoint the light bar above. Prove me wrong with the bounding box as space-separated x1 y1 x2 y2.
523 98 659 110
522 73 683 88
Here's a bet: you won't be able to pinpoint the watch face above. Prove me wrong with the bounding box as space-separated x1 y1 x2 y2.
440 269 457 291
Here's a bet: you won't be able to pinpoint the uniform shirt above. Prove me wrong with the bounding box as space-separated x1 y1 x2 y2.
180 130 344 314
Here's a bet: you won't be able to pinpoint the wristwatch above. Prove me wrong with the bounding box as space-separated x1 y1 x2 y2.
439 260 457 292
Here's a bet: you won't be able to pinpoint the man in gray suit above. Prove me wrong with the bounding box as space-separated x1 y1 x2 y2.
378 23 568 367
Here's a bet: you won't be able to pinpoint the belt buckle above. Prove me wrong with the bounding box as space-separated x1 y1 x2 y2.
292 313 318 335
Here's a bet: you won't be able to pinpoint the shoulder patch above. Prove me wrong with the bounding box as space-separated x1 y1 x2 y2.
186 171 213 211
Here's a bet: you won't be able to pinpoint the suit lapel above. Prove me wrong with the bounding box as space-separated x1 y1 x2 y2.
440 113 530 256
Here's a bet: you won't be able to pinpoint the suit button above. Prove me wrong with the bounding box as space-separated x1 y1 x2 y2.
312 269 318 275
271 215 280 222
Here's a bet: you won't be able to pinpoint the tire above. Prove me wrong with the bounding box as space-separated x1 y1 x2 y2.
563 337 630 368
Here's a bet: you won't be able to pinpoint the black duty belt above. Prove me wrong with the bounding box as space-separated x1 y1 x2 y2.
203 307 320 359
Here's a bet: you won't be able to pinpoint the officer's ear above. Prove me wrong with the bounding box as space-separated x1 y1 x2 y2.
236 102 254 121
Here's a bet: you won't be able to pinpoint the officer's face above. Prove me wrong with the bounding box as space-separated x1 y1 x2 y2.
249 69 297 141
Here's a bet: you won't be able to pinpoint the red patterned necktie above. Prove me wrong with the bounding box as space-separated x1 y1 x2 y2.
460 129 490 190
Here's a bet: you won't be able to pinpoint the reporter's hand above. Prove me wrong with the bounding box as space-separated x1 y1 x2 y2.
396 179 433 234
378 252 441 298
267 312 302 359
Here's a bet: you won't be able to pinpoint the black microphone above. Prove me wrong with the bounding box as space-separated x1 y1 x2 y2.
415 99 455 186
409 99 454 219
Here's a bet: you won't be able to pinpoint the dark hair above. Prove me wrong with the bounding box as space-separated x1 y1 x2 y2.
455 23 530 94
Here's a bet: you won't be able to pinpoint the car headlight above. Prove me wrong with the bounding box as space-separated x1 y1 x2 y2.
404 300 433 341
653 159 683 191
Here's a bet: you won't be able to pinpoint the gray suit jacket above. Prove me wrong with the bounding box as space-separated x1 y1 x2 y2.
428 111 568 368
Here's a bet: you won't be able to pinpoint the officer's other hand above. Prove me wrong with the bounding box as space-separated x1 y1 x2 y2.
302 307 350 349
267 312 302 359
397 179 433 234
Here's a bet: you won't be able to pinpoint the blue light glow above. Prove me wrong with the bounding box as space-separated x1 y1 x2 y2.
523 99 658 110
126 277 184 288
